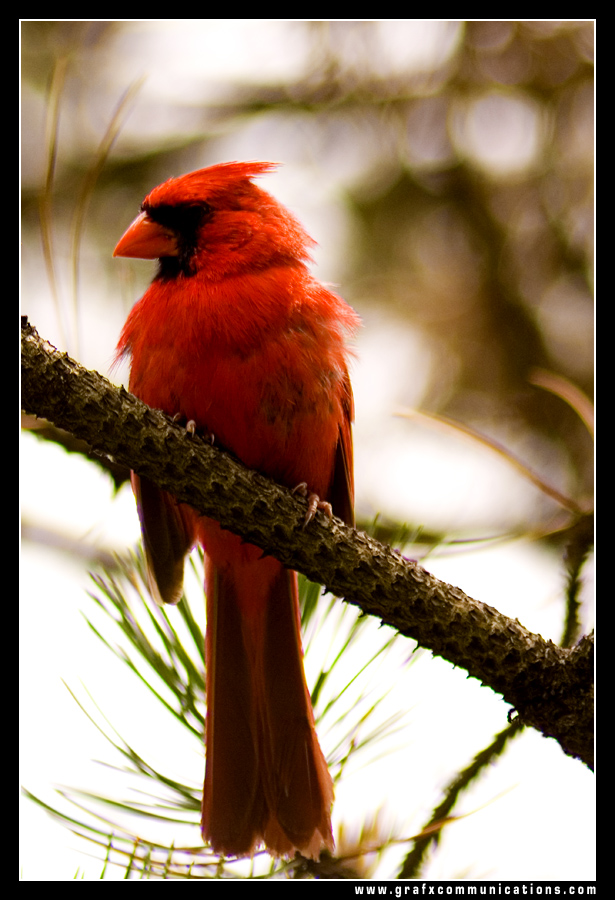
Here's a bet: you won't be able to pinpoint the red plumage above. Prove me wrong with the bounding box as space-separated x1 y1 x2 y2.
114 161 359 858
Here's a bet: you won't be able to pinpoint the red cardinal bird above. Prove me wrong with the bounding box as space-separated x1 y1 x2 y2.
114 161 359 859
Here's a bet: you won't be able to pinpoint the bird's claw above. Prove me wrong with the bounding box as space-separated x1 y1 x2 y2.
293 483 333 528
171 412 214 443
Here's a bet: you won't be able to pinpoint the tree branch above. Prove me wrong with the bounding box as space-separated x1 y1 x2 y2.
21 318 594 769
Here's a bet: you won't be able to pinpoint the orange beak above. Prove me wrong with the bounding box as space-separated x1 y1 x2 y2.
113 211 179 260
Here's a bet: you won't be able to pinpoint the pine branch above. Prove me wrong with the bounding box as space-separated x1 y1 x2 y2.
398 719 525 879
21 317 594 769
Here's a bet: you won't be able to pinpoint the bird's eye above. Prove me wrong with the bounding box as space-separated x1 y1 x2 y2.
146 203 212 239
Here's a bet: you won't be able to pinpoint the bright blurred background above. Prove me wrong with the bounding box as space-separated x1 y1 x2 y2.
21 20 594 881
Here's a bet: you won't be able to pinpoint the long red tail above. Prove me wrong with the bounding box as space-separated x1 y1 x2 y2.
201 535 334 859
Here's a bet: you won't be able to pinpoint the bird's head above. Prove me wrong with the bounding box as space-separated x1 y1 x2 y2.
113 161 315 281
